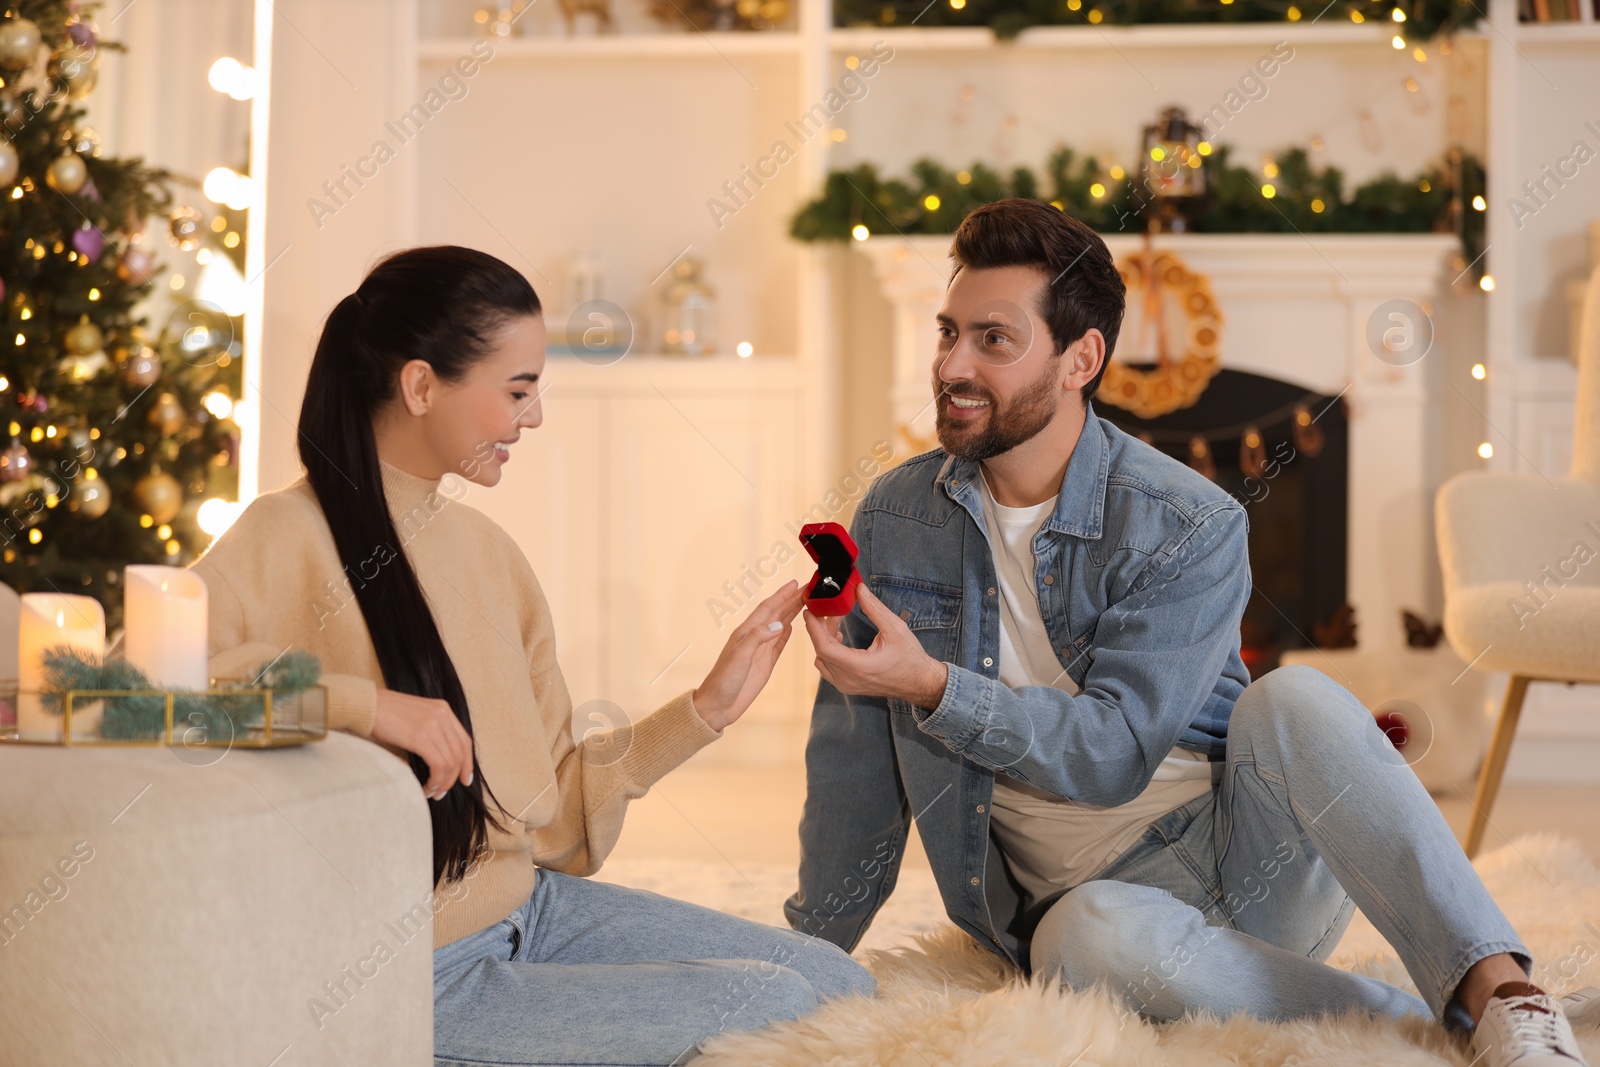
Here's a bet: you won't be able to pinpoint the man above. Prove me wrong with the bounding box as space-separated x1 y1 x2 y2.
784 197 1594 1066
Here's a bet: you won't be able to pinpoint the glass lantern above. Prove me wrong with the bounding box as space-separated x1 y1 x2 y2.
661 256 717 357
1139 106 1207 233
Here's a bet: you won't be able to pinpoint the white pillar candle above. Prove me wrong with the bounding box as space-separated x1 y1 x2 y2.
123 566 208 691
18 594 106 741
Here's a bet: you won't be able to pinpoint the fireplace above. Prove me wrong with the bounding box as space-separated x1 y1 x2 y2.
1097 368 1349 679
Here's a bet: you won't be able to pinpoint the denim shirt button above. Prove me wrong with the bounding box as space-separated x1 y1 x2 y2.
986 586 996 596
970 876 980 886
1042 574 1054 585
982 657 993 668
975 804 985 813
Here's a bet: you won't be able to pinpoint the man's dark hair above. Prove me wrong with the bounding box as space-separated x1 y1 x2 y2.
949 198 1126 401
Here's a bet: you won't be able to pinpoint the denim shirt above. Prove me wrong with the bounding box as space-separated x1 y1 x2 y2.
783 401 1253 974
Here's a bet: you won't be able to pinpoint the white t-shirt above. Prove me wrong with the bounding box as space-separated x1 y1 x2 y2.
978 468 1218 908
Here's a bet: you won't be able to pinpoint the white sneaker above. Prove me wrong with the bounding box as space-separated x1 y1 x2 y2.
1563 988 1600 1030
1472 982 1590 1067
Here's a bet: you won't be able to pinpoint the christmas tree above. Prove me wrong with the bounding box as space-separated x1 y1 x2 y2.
0 0 241 636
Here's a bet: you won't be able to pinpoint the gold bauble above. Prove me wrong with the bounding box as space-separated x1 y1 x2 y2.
147 392 186 436
58 46 99 99
46 153 87 194
133 470 182 524
59 350 110 382
0 17 42 69
68 477 111 519
123 346 161 387
0 139 18 187
168 207 203 251
64 317 104 355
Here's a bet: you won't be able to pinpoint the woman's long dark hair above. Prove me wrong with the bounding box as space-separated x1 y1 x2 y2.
297 246 541 887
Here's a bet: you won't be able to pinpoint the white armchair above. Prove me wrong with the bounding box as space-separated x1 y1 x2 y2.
1436 261 1600 857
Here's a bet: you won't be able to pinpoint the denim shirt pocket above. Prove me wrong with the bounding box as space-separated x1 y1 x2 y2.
872 577 962 711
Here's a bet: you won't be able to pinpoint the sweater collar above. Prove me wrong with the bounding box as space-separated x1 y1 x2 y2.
377 455 446 515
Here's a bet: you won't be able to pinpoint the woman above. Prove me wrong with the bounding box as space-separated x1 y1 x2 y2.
190 246 875 1065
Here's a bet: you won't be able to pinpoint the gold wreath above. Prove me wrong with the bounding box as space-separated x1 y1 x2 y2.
1098 247 1224 420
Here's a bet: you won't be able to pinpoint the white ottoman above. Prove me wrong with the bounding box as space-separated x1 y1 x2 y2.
0 730 433 1065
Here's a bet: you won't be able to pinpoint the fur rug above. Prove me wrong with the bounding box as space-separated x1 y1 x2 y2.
596 835 1600 1066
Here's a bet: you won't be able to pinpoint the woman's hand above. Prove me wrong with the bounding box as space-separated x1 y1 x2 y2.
693 580 805 731
371 688 475 801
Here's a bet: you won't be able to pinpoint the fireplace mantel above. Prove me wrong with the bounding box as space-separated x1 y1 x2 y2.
856 232 1460 652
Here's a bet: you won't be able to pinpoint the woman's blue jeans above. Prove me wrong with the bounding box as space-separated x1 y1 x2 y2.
432 867 875 1066
1029 664 1531 1031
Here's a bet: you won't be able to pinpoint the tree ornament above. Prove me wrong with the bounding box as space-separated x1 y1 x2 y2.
46 152 87 194
58 45 98 98
67 125 100 157
162 301 233 366
59 349 111 381
118 245 156 284
147 392 185 436
168 207 203 250
0 438 32 482
72 222 105 262
68 476 110 518
123 346 161 386
0 139 18 186
64 316 104 355
134 468 182 523
0 17 42 69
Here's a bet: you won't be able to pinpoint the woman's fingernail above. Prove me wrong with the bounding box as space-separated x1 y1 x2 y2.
466 771 474 786
768 621 783 632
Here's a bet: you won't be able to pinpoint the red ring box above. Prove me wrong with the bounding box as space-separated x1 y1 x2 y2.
800 521 861 617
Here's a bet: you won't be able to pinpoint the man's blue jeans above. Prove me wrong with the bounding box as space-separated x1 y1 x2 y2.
432 869 875 1066
1029 664 1531 1030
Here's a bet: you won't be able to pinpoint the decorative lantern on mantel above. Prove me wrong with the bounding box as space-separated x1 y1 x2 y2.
1139 106 1208 234
661 255 717 357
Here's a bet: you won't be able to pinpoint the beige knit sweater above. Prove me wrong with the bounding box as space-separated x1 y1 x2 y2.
188 457 723 949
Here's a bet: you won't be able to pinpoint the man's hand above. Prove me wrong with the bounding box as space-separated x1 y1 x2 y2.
803 584 949 709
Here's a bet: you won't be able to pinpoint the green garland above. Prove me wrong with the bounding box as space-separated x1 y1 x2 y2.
791 143 1485 277
39 646 323 741
835 0 1481 41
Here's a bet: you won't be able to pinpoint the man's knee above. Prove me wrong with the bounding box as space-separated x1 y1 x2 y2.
1232 664 1371 748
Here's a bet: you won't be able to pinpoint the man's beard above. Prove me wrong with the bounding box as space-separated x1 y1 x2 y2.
933 363 1060 463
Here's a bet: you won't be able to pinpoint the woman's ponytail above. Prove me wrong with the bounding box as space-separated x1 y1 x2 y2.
296 247 541 886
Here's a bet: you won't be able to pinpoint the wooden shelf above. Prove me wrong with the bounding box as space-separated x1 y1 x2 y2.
417 32 801 61
1514 22 1600 42
828 22 1469 51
